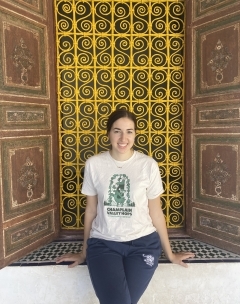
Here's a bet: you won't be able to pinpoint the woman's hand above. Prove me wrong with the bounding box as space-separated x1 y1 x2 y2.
169 252 195 268
55 252 86 268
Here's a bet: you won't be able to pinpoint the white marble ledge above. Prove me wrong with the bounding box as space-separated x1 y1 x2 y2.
0 263 239 304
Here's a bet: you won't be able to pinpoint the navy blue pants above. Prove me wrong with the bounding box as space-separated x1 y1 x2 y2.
86 232 162 304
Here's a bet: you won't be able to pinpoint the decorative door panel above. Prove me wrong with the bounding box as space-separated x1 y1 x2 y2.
185 1 240 253
194 15 240 95
1 136 53 220
193 136 239 206
0 0 59 268
0 102 51 130
0 10 48 96
1 0 46 17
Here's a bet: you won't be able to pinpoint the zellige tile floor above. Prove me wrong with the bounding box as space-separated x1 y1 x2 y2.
10 237 240 266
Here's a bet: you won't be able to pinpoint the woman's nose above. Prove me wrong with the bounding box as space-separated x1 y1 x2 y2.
120 132 126 141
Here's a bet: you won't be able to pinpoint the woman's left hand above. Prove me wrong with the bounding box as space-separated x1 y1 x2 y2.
170 252 195 268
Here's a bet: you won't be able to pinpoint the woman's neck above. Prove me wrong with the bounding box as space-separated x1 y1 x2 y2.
109 149 134 161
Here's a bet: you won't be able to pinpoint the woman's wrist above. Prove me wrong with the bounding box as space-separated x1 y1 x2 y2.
164 250 174 262
80 250 87 259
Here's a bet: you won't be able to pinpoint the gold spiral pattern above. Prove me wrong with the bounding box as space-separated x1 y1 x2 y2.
55 0 185 229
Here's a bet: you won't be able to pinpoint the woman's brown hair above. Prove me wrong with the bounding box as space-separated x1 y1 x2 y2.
106 109 137 134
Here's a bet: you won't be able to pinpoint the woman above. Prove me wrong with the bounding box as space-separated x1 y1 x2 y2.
56 109 194 304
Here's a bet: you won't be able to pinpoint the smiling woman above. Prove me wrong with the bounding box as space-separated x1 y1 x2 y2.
56 109 194 304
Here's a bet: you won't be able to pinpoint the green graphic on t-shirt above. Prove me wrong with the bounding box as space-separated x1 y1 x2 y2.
104 174 135 217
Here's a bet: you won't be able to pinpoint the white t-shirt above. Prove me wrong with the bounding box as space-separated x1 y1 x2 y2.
81 150 164 242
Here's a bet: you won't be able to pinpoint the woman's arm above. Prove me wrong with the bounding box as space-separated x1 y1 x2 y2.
81 195 98 257
148 196 194 268
55 195 98 268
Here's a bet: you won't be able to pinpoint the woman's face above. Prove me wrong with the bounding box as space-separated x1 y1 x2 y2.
108 117 136 159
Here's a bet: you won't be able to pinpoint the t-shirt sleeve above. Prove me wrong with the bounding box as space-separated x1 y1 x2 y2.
146 160 164 199
81 159 97 196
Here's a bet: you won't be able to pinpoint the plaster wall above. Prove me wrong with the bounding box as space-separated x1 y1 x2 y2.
0 263 239 304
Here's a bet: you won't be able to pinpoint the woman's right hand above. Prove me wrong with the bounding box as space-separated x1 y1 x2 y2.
55 252 86 268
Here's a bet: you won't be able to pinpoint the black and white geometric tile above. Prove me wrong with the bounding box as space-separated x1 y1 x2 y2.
10 238 240 267
161 238 240 263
